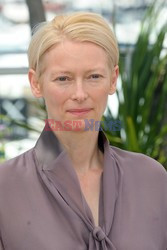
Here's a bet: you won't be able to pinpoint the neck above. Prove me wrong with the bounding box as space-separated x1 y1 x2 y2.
53 130 104 175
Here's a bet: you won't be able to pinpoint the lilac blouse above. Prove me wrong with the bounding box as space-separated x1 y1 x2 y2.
0 128 167 250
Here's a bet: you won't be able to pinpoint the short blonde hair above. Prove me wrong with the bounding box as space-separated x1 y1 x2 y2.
28 12 119 77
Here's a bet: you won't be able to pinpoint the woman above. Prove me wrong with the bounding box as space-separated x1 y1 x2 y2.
0 12 166 250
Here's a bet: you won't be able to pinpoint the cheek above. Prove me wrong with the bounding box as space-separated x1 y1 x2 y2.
93 89 109 114
43 86 70 116
95 87 109 102
42 85 61 102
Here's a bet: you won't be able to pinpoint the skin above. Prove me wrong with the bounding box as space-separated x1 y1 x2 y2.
28 40 119 175
29 39 119 226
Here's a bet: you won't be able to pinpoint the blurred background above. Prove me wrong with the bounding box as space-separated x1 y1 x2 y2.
0 0 167 168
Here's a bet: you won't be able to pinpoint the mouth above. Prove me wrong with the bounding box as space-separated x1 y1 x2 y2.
66 108 93 116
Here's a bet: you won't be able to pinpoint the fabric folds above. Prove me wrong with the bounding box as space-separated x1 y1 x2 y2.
0 126 166 249
35 128 118 249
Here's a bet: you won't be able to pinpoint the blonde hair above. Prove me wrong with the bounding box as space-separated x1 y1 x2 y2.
28 12 119 77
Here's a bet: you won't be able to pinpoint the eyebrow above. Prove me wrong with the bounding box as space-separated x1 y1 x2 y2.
50 71 72 77
50 68 107 75
85 68 107 73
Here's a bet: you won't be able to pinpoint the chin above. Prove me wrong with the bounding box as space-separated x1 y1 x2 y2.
45 116 101 132
63 119 86 132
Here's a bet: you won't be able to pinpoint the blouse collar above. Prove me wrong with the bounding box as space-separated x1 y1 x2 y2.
34 125 120 250
34 125 109 171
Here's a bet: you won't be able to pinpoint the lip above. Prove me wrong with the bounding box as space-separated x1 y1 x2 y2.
67 108 93 116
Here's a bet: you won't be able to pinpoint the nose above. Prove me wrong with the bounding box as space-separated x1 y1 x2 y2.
71 80 88 102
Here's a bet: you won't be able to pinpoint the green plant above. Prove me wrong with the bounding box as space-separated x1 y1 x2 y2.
103 1 167 169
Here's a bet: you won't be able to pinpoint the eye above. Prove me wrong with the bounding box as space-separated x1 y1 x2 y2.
55 76 70 82
89 74 102 79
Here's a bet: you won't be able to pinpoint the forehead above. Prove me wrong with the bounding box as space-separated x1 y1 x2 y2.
40 40 109 73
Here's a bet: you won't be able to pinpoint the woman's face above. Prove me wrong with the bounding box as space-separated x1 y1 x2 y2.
29 40 118 131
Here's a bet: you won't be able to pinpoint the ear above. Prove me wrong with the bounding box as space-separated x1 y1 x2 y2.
109 65 119 95
28 69 43 98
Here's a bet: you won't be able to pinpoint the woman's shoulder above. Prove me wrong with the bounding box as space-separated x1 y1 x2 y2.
0 148 35 186
109 146 167 211
109 145 167 178
0 148 34 169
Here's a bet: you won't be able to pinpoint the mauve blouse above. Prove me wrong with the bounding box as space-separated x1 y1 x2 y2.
0 128 167 250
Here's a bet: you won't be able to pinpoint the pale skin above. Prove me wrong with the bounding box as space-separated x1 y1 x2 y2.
29 40 119 226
